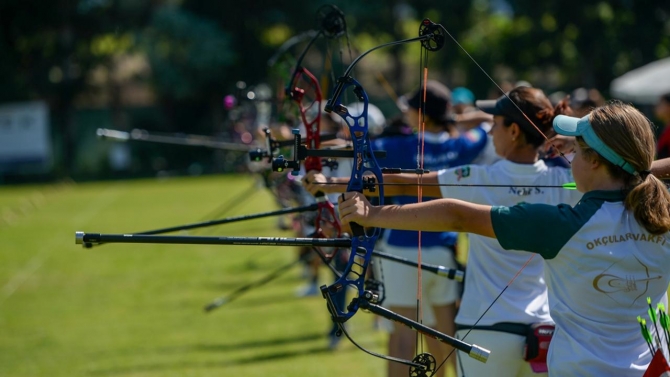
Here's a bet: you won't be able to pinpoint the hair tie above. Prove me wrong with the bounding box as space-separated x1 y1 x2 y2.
639 170 651 179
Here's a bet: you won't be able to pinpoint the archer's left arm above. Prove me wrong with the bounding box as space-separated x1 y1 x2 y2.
651 158 670 180
338 192 495 237
454 111 493 130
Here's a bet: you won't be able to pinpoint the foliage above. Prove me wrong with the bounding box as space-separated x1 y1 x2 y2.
460 0 670 93
0 0 668 178
140 6 235 101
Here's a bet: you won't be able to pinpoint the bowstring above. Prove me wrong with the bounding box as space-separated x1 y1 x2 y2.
432 23 565 376
415 43 430 361
439 26 571 166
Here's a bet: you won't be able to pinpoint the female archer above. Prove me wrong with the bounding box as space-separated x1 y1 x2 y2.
366 80 489 377
306 86 580 376
333 100 670 376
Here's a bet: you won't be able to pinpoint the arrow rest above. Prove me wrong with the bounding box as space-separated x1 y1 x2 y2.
363 176 377 192
322 158 338 170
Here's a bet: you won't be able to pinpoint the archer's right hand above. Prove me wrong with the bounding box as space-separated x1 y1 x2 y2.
303 170 334 196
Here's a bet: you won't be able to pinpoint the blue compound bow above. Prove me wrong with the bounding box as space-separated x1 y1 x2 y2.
319 19 489 376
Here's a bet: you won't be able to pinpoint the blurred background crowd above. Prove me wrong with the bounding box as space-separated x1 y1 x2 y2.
0 0 669 184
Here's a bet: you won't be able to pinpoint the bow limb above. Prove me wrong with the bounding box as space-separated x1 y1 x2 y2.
250 4 346 164
283 12 343 244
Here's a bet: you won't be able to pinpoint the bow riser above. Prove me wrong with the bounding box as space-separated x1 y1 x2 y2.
320 77 385 322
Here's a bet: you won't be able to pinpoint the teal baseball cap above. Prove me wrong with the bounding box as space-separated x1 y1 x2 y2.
553 114 637 175
452 87 475 106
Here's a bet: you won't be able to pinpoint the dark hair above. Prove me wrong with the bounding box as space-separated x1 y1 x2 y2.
502 87 572 147
662 93 670 103
379 115 413 137
406 80 453 128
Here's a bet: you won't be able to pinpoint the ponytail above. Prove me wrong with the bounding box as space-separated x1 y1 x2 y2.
625 174 670 235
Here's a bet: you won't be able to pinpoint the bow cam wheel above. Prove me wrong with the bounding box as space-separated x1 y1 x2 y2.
409 352 437 377
316 4 346 39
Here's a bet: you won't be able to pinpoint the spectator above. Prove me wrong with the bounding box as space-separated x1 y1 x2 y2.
654 93 670 159
452 87 476 114
569 88 604 118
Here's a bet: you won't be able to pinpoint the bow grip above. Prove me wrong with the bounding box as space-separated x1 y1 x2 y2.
349 222 365 237
340 193 365 237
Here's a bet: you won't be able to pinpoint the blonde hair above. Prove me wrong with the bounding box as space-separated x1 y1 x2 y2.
580 100 670 234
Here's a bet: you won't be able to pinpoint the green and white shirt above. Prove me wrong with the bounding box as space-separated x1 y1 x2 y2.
492 190 670 376
438 160 581 327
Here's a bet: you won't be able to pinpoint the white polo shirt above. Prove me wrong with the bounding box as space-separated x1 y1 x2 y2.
492 190 670 376
437 159 581 326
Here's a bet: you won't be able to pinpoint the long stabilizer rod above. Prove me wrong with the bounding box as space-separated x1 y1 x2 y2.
371 250 464 283
76 232 463 281
76 232 352 248
97 128 253 152
84 204 319 248
358 297 490 363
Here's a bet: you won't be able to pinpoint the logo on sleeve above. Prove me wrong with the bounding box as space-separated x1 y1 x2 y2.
465 130 482 143
455 166 471 181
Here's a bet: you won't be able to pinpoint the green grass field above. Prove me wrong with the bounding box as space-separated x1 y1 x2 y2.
0 175 391 377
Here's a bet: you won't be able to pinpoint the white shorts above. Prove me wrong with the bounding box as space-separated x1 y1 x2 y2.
456 329 546 377
374 242 459 327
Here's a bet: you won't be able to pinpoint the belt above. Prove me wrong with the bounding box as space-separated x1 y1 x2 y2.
455 322 529 336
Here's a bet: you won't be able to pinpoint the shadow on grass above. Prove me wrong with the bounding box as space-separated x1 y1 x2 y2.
201 291 326 311
231 345 337 364
192 332 325 352
86 339 349 376
201 274 300 292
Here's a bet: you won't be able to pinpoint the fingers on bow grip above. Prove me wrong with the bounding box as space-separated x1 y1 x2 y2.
340 193 365 236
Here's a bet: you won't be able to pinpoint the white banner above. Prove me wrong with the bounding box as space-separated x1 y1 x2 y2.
0 101 51 172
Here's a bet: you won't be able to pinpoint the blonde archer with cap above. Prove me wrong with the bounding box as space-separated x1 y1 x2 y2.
335 100 670 376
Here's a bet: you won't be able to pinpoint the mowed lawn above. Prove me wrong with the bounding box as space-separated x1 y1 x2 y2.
0 175 387 377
